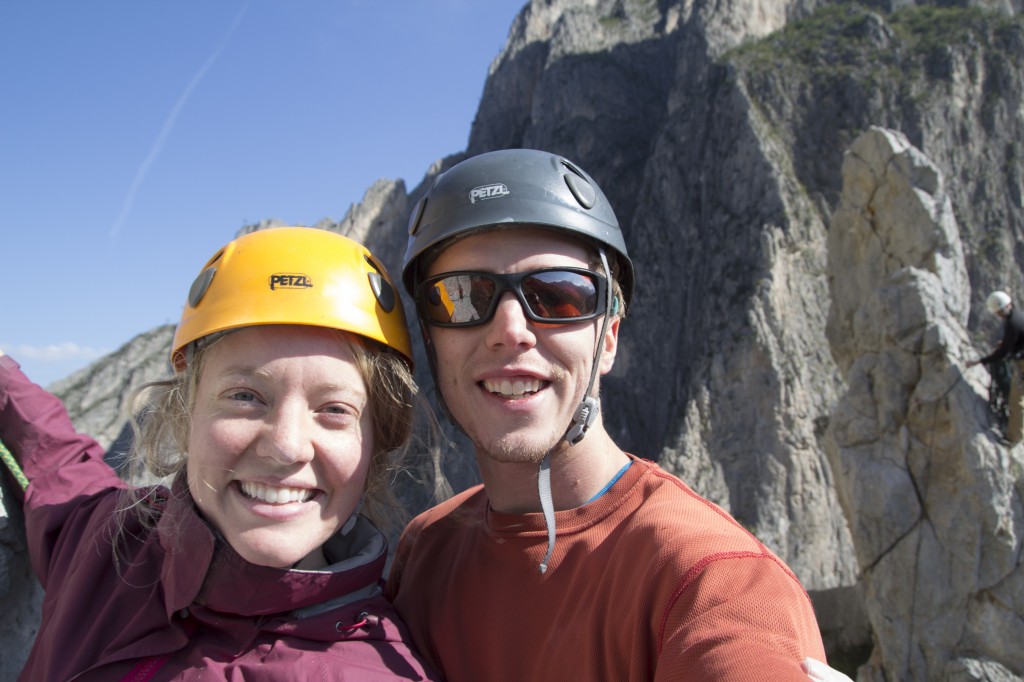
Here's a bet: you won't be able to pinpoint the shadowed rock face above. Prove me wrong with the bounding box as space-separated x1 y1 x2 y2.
3 1 1024 677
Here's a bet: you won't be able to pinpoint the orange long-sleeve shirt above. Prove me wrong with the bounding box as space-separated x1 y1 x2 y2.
387 455 826 681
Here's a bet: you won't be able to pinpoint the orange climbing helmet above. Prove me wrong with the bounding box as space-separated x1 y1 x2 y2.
171 226 413 370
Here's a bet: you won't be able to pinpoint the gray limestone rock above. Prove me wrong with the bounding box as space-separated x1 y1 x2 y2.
826 126 1024 680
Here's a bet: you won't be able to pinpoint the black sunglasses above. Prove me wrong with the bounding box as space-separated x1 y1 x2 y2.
417 268 608 327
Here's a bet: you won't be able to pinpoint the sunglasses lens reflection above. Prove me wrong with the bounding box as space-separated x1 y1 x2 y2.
425 274 495 325
521 271 597 320
421 270 601 326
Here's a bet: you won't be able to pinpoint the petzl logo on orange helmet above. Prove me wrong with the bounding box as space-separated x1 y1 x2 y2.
469 183 510 203
269 273 313 290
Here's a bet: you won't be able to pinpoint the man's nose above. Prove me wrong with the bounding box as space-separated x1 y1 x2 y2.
485 292 537 349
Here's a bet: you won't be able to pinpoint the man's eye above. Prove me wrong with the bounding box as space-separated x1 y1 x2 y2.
229 390 257 402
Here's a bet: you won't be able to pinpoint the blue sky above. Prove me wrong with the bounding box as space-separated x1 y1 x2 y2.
1 0 525 386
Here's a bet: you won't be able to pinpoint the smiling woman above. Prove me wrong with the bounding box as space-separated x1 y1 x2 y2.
0 227 440 681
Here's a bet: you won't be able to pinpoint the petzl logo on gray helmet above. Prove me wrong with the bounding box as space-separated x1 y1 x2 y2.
469 183 510 203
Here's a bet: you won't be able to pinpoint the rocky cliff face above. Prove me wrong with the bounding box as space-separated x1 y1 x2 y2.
828 126 1023 680
2 1 1023 679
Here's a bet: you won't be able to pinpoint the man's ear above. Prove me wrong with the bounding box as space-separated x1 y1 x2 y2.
599 315 620 375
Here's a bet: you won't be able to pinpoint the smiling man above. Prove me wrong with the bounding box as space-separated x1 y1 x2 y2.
385 149 833 680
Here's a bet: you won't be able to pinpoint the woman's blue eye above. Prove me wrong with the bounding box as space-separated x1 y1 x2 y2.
229 390 256 402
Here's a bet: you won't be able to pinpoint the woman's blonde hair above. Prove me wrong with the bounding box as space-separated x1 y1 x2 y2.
122 329 425 537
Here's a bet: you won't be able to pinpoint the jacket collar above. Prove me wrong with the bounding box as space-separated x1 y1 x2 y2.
157 476 387 618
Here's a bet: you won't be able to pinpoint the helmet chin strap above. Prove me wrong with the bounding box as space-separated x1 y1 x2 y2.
565 247 613 446
537 249 614 574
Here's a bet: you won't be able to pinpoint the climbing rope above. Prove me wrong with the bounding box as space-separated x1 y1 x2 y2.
0 439 28 491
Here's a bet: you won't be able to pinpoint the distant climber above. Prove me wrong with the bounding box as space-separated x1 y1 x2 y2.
967 290 1024 444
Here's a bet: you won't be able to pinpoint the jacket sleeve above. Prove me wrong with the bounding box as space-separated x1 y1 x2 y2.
978 316 1021 365
978 341 1009 365
0 354 128 583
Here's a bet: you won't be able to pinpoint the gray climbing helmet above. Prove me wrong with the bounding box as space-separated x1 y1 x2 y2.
403 148 633 304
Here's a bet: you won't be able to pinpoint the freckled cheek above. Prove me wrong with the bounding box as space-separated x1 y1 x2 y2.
187 420 253 476
441 374 461 401
208 421 253 454
321 439 373 495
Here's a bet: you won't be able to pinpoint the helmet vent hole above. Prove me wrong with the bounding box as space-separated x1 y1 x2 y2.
564 172 597 209
368 272 396 313
408 196 427 236
188 267 217 308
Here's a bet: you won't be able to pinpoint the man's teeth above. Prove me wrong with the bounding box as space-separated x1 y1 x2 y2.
240 481 314 504
483 378 542 398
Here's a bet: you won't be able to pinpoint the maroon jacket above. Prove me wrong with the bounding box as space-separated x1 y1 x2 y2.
0 355 437 681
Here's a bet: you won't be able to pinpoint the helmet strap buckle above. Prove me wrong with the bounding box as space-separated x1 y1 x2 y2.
565 397 600 445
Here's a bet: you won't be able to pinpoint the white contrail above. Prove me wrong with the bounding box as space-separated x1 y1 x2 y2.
109 2 249 240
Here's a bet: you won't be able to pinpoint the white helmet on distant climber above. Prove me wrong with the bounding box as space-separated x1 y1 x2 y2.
987 290 1012 316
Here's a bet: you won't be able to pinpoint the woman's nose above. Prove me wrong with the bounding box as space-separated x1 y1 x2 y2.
257 406 314 465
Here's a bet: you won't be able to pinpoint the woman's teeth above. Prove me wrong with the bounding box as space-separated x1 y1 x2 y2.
483 377 542 398
240 481 314 504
